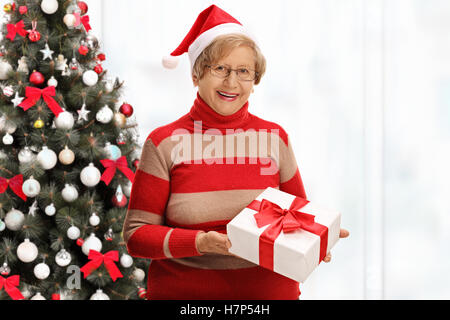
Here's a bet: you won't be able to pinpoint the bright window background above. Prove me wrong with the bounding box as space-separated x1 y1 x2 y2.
2 0 449 299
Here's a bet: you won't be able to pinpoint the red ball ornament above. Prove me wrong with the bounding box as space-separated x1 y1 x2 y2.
112 193 128 208
119 103 134 118
30 71 45 85
94 64 103 74
19 5 27 15
76 238 84 246
28 30 41 42
133 159 139 168
97 53 106 62
78 45 89 56
77 1 88 15
138 287 147 299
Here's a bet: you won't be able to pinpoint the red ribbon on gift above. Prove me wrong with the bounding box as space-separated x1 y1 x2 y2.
100 156 135 186
80 250 123 282
51 293 60 300
247 197 328 271
19 86 63 117
0 275 25 300
0 174 27 201
81 15 91 32
6 20 27 41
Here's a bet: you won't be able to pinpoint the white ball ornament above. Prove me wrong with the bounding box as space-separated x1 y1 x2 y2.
37 146 57 170
58 146 75 165
55 248 71 267
82 233 102 256
90 289 110 300
67 225 80 240
62 184 78 202
120 254 133 268
2 133 13 145
104 142 121 160
0 60 12 80
45 203 56 216
55 110 74 130
82 70 98 86
89 213 100 226
104 80 114 93
18 147 35 163
63 13 76 28
47 76 58 87
132 268 146 282
5 209 25 231
17 239 39 263
96 105 113 124
30 292 46 300
80 163 101 187
22 176 41 198
41 0 59 14
123 181 132 197
34 262 50 280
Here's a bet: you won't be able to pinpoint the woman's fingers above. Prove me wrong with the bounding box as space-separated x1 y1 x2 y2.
339 228 350 238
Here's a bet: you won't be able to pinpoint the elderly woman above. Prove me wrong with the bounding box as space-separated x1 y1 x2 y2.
123 5 348 300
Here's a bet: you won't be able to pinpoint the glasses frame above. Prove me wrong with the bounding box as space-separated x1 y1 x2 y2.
206 64 258 82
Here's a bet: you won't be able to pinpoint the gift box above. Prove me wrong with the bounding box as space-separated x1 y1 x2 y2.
226 187 341 283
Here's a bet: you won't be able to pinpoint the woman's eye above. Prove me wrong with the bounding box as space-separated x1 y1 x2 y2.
215 65 226 71
238 69 249 74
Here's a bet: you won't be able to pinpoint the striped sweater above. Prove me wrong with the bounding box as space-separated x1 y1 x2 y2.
123 93 307 300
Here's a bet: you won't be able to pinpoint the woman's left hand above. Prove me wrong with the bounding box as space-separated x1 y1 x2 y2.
323 228 350 263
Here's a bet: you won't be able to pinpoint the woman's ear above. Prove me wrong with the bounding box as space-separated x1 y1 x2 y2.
192 74 199 87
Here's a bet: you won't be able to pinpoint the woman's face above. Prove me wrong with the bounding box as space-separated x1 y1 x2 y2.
193 46 255 116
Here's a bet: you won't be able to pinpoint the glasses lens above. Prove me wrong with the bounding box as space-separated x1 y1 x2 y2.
211 65 229 78
209 65 257 81
236 68 255 81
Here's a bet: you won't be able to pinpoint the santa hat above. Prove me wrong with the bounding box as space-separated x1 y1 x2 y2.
162 5 257 70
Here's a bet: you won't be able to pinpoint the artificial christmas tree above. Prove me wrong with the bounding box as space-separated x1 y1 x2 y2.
0 0 149 300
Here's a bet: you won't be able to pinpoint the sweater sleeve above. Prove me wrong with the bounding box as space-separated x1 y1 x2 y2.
122 134 204 260
278 133 307 199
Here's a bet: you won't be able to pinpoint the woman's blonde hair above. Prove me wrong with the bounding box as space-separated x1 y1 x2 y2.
192 33 266 85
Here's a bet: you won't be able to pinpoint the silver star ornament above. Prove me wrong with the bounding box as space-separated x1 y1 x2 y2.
77 103 90 123
40 43 54 61
11 91 24 107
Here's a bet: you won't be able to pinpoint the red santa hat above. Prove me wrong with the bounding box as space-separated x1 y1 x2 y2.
162 5 257 70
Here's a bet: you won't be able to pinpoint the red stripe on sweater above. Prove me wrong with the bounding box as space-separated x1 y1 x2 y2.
126 224 171 259
128 169 169 215
171 157 279 193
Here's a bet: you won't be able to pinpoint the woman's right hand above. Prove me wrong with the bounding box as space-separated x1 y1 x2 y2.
195 231 233 256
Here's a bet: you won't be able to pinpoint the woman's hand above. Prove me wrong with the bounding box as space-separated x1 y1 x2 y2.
196 231 233 255
323 228 350 263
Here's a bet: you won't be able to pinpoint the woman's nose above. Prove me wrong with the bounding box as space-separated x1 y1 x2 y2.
223 70 239 87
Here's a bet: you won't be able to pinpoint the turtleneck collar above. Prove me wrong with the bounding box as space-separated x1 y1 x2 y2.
189 92 251 129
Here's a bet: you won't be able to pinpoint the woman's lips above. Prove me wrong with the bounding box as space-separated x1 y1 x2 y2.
217 91 239 101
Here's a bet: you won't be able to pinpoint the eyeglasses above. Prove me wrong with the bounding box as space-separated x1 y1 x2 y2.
207 64 258 81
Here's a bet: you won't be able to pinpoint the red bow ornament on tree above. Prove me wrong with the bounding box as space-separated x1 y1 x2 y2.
100 156 135 186
80 250 123 282
0 275 25 300
0 174 27 201
6 20 27 41
18 86 63 117
249 197 328 271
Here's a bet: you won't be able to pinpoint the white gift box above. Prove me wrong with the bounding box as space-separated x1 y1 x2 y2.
227 187 341 283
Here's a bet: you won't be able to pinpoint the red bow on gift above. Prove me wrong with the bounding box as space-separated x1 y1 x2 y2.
19 86 63 117
0 275 25 300
0 174 27 201
100 156 135 186
80 250 123 282
6 20 27 41
248 197 328 271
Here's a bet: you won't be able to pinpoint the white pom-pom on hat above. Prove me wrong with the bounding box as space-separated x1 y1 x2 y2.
162 55 179 69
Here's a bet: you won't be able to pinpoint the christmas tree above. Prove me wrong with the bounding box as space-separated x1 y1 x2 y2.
0 0 149 300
